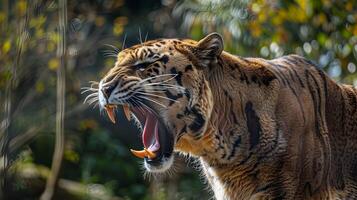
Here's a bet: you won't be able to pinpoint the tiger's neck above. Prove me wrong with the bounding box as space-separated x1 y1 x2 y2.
198 53 281 199
203 53 250 162
201 54 259 200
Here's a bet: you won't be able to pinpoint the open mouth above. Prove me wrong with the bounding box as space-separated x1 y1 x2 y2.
104 103 174 170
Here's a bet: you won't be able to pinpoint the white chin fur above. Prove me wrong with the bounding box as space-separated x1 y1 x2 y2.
144 155 174 173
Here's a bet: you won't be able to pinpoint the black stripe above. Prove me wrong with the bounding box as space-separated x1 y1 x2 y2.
235 152 253 167
164 90 183 106
274 65 291 87
115 89 135 100
176 124 187 142
184 65 193 72
286 83 306 125
261 126 281 157
259 68 276 86
235 64 250 84
147 48 154 57
227 135 241 160
275 63 294 81
245 101 261 150
273 63 306 124
303 182 313 197
316 68 328 100
238 91 246 121
290 67 305 88
305 69 331 193
224 89 239 124
142 49 148 56
267 62 288 86
160 55 169 64
213 132 226 158
228 63 235 70
308 70 323 126
305 70 320 135
284 56 302 66
188 107 205 133
170 68 183 86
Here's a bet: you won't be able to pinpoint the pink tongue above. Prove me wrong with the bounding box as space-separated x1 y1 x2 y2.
142 112 160 152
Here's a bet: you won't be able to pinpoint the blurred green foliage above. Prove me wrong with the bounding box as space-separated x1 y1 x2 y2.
175 0 357 84
1 0 357 199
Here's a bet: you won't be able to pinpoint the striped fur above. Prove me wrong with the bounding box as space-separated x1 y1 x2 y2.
97 33 357 199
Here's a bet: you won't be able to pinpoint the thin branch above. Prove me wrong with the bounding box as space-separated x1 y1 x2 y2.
40 0 67 199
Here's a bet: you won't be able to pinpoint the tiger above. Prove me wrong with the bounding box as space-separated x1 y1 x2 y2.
90 33 357 199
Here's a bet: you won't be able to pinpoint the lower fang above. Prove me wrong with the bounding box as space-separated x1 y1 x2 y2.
130 149 146 159
130 148 157 159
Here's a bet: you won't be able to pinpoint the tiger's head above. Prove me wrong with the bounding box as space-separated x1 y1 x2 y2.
96 33 223 173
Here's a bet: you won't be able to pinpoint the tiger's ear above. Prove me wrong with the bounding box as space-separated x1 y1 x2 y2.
195 33 224 65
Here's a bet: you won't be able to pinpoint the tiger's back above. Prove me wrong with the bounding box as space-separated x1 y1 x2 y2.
243 54 357 199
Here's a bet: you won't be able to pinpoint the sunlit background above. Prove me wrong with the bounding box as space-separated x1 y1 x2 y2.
1 0 356 199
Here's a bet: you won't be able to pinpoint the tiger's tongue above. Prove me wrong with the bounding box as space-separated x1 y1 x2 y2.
130 111 160 159
142 113 160 152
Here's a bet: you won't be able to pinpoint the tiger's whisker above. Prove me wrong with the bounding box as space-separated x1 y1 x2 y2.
131 96 151 114
81 87 98 90
89 81 99 85
143 85 186 93
132 96 158 116
87 96 99 102
139 27 143 44
84 93 98 103
140 75 178 86
144 83 185 90
138 74 178 84
143 82 183 87
141 90 167 93
137 95 167 109
122 33 127 50
92 102 99 109
135 91 180 103
144 32 148 42
88 98 99 105
101 50 119 54
81 89 98 94
102 53 118 58
131 97 148 116
103 44 120 53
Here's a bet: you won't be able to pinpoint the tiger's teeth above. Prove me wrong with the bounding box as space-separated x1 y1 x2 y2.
130 149 147 159
123 104 131 121
105 105 116 124
145 148 156 159
130 148 157 159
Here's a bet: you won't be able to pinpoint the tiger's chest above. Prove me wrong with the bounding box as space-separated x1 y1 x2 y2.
202 163 229 200
201 160 264 200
